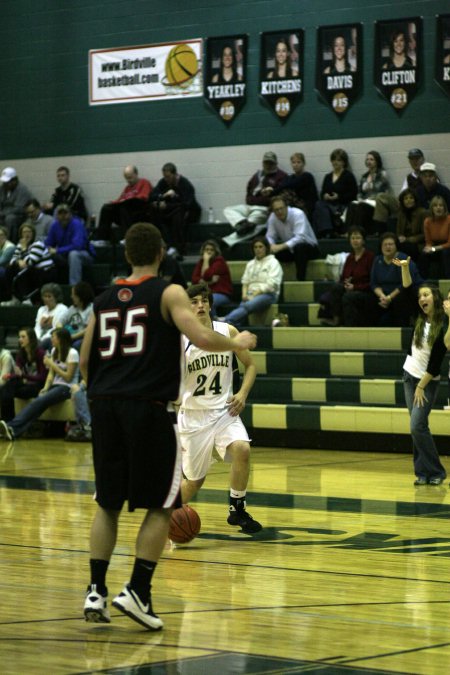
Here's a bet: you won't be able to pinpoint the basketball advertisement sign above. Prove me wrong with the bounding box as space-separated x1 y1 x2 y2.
89 39 203 105
204 35 248 126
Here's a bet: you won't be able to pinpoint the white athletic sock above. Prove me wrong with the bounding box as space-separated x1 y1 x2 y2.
230 489 246 499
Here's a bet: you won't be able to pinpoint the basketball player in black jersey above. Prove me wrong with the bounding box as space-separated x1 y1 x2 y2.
80 222 256 631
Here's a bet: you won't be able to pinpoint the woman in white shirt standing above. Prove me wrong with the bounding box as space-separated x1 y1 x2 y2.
220 236 283 326
0 328 78 440
394 257 450 485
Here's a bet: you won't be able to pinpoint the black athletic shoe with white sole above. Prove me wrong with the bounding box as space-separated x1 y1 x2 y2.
227 509 262 533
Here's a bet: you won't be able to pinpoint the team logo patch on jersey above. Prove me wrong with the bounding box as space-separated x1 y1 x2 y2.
118 288 133 303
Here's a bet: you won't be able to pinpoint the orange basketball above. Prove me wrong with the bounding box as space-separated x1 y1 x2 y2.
165 44 198 87
169 504 201 543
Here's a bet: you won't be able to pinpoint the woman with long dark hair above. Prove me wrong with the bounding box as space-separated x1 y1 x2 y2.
383 30 413 70
267 38 298 79
212 44 242 83
323 35 355 74
0 327 79 440
345 151 391 234
396 188 427 261
393 257 450 485
0 327 47 420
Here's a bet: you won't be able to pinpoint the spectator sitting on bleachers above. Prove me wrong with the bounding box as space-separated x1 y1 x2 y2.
266 195 320 281
274 152 318 219
344 232 422 327
0 226 15 274
0 327 78 441
60 281 94 350
345 151 391 235
191 239 233 317
418 196 450 280
65 380 91 442
24 199 53 241
372 148 425 234
0 327 47 421
0 167 34 243
396 188 427 262
34 283 68 350
148 162 201 260
313 148 358 238
219 236 283 327
318 226 375 326
92 165 152 243
45 204 95 285
43 166 88 223
0 223 56 305
222 151 287 248
415 163 450 212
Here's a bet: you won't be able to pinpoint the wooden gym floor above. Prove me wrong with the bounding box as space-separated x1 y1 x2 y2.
1 438 450 674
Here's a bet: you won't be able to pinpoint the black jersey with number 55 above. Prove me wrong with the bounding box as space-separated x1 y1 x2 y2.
87 276 181 401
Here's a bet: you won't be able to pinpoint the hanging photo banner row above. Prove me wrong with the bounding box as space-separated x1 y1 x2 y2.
259 30 303 122
204 35 248 126
315 23 362 117
374 17 422 113
436 14 450 99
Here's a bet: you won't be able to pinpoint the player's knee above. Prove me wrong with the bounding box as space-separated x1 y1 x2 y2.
230 441 251 464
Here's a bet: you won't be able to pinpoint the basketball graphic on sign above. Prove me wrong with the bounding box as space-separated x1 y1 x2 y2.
164 44 199 88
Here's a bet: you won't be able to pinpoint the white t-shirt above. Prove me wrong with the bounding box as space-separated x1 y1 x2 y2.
51 347 79 387
34 303 69 341
403 323 440 380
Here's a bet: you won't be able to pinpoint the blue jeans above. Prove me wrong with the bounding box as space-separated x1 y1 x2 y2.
212 292 230 317
403 370 446 480
9 384 71 438
68 250 93 285
72 385 91 425
224 293 276 326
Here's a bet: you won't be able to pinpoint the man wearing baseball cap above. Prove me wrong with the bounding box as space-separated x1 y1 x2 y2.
416 162 450 211
372 148 426 233
0 167 33 243
222 151 287 248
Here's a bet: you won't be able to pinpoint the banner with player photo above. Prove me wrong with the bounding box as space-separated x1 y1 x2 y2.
436 15 450 98
374 18 422 113
316 24 362 117
259 30 303 122
204 35 247 126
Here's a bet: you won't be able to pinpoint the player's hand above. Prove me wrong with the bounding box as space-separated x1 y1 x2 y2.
227 392 246 417
413 386 428 408
233 331 257 351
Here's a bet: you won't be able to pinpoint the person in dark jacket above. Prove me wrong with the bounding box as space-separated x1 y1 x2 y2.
148 162 201 260
312 148 357 238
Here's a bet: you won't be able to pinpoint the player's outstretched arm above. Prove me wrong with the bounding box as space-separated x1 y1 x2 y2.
162 285 257 352
226 324 257 416
79 314 96 383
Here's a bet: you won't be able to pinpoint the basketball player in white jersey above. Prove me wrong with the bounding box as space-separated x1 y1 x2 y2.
178 283 262 533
